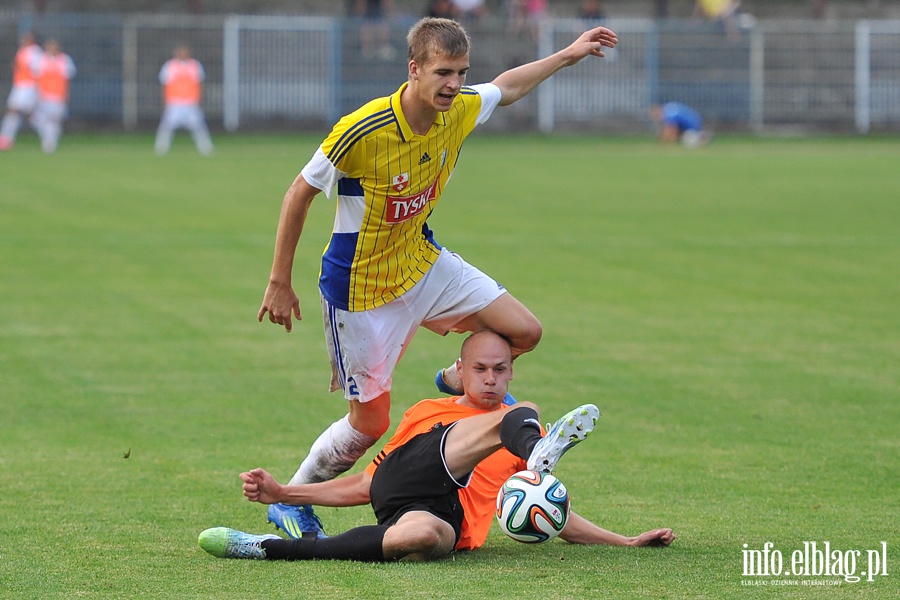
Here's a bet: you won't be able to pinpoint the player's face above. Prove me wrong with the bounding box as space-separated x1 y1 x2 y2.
458 336 513 409
410 52 469 112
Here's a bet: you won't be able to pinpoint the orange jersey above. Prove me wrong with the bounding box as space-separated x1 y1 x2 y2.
366 398 527 551
159 58 203 105
37 53 76 102
13 43 41 87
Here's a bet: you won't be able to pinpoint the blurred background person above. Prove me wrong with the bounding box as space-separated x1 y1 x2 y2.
154 45 213 156
351 0 396 60
812 0 827 19
579 0 606 23
694 0 740 22
426 0 459 19
32 39 76 154
508 0 549 41
694 0 741 39
0 31 42 151
651 102 710 148
452 0 486 22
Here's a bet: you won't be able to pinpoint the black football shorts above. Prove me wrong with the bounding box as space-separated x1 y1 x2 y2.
369 422 469 544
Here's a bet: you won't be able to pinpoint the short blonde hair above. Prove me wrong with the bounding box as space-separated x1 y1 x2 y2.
407 17 470 66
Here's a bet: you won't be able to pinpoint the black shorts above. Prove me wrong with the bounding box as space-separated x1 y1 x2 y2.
369 422 469 544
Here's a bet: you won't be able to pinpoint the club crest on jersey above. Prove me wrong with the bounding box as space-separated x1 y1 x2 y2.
386 176 439 224
391 172 409 193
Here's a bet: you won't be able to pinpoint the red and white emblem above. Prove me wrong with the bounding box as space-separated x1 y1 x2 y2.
392 172 409 193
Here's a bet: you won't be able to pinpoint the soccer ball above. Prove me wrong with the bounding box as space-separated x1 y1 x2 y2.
496 470 570 543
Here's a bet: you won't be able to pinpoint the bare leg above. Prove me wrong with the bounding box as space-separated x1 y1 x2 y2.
348 391 392 438
441 294 542 391
442 403 538 480
382 511 456 561
451 294 542 358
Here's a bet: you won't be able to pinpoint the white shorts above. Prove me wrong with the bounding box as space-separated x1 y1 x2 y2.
6 85 38 113
322 248 506 402
159 104 207 131
33 100 68 124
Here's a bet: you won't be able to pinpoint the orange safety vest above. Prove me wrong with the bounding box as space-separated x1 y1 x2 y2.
12 43 41 87
162 59 203 105
38 53 74 102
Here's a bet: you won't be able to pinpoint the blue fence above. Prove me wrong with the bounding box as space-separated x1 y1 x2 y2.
2 11 899 133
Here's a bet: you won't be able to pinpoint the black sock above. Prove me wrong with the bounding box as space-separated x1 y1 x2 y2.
262 525 389 562
262 537 314 561
499 406 543 460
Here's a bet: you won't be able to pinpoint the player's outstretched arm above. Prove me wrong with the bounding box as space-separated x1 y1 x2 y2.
240 467 373 507
257 174 320 332
492 26 617 107
559 511 675 547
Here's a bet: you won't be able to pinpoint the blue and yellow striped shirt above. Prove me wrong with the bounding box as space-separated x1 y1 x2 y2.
301 82 501 311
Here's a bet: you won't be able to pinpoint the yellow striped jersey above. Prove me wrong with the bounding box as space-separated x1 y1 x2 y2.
301 82 501 312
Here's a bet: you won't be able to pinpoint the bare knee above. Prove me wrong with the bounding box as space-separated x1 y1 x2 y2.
348 393 392 439
386 520 455 561
409 523 454 558
512 317 543 356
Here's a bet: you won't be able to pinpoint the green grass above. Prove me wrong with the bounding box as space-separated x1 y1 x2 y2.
1 132 898 598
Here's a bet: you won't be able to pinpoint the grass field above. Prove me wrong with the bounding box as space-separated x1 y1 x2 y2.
1 132 898 599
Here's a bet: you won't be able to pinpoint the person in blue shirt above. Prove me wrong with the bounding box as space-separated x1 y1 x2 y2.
651 102 710 147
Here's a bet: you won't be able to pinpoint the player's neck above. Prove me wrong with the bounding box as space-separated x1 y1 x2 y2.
400 86 436 136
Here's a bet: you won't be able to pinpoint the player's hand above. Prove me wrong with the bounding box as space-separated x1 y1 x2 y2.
569 26 618 60
258 281 301 332
632 528 675 547
240 468 282 505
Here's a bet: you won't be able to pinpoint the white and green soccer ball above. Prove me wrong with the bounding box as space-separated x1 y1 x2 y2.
496 470 570 543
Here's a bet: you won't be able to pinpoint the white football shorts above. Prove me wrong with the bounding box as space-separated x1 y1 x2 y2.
6 85 38 113
322 248 506 402
33 100 68 123
159 103 207 131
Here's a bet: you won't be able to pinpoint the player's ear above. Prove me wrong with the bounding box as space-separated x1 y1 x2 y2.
409 60 419 81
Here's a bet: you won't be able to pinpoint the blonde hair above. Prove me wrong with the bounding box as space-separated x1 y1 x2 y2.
407 17 470 66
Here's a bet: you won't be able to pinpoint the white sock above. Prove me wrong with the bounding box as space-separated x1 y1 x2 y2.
40 121 61 154
191 126 214 155
1 113 22 139
442 361 462 392
288 415 378 486
154 126 172 154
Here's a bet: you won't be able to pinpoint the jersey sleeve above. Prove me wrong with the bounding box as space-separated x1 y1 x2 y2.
469 82 502 126
300 146 347 199
300 113 369 199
